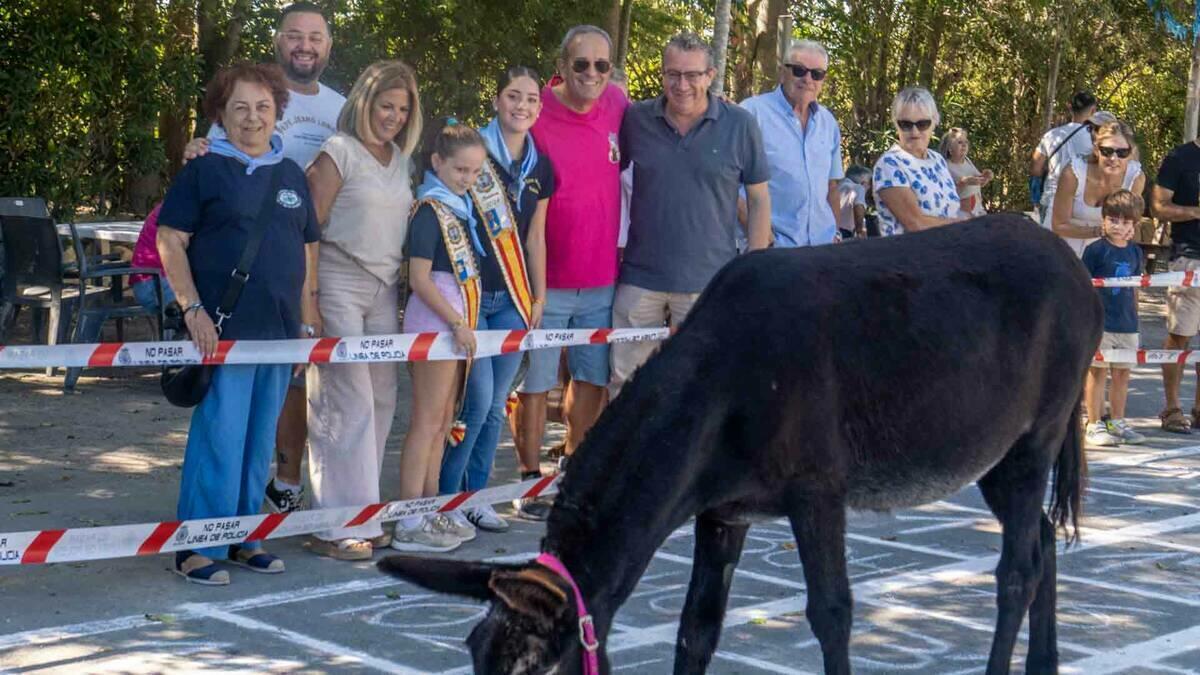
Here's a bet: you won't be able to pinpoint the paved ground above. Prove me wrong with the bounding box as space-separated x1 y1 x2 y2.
1 292 1199 674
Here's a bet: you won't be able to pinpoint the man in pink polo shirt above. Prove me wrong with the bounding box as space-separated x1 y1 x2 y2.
512 25 628 519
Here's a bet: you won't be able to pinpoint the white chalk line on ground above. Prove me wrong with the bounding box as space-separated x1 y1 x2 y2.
1063 624 1200 674
182 603 426 675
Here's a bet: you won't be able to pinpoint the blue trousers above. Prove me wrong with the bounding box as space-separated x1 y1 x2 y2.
177 363 290 559
439 291 525 494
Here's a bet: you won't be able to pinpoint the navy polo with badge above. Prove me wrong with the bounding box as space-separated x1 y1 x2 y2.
159 154 320 339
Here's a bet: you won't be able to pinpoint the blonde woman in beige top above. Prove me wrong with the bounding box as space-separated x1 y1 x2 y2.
303 60 423 560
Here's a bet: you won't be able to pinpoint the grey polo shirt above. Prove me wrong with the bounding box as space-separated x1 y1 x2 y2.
619 93 770 294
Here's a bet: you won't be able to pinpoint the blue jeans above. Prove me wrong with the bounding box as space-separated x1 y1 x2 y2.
439 291 525 493
132 277 175 314
177 364 290 559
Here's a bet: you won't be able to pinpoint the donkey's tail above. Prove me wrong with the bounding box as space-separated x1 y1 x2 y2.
1049 396 1087 545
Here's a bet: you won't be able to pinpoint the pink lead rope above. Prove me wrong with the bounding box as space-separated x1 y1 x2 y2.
536 552 600 674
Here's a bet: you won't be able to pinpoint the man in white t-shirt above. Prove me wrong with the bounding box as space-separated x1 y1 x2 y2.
1029 91 1097 226
834 165 870 241
183 2 345 515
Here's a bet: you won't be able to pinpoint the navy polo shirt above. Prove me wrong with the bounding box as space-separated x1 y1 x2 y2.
619 93 770 293
159 154 319 340
488 151 556 242
408 203 507 293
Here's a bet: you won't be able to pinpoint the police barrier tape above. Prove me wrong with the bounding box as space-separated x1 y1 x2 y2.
0 327 672 370
1095 349 1200 365
0 474 560 565
1092 271 1198 288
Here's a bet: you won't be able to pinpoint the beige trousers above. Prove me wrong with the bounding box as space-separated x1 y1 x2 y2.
609 283 700 398
307 245 400 541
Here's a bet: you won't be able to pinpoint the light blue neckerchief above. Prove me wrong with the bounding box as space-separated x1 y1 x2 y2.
208 133 285 175
480 117 538 212
417 170 486 258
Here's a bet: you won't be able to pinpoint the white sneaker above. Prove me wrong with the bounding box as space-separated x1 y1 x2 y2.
1106 418 1146 445
1086 421 1122 447
437 511 477 542
390 515 461 552
465 503 509 532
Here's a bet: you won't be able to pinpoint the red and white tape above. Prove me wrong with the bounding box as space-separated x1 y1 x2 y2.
1092 271 1198 288
0 327 670 370
1095 349 1200 365
0 475 559 565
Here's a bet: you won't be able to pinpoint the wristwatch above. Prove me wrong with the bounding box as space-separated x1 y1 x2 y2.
301 323 316 337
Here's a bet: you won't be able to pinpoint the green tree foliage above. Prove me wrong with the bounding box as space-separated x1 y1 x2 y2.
1 0 1196 216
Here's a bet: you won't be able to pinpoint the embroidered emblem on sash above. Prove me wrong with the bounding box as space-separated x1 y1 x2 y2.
469 157 535 328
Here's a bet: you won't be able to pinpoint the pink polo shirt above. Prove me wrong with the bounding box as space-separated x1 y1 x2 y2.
531 84 629 289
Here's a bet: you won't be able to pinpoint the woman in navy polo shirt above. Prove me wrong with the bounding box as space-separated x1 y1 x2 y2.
157 62 321 585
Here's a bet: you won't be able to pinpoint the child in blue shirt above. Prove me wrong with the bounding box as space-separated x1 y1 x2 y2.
1082 189 1145 446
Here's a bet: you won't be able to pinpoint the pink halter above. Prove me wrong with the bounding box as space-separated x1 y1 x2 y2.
536 552 600 675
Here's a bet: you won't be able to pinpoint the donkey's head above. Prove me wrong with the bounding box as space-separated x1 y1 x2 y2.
378 555 599 674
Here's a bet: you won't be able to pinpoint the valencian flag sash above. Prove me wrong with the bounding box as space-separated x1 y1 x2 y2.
469 157 535 328
417 198 482 446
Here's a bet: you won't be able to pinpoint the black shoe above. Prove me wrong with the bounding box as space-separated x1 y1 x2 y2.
514 497 551 521
264 478 304 513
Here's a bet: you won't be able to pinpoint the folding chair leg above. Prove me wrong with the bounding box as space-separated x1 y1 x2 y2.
0 302 13 342
64 309 104 392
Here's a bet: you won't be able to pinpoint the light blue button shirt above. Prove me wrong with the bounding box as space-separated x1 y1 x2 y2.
740 87 844 247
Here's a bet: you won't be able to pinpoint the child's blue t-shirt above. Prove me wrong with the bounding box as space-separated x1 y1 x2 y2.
1082 237 1142 333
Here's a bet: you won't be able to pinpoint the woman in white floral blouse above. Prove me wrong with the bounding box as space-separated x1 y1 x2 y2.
872 87 963 236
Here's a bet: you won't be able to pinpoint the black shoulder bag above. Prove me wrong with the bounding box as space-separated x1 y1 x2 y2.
161 165 284 407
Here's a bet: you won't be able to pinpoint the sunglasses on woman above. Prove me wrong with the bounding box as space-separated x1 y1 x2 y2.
1098 145 1132 159
896 119 933 132
571 58 612 74
786 64 827 81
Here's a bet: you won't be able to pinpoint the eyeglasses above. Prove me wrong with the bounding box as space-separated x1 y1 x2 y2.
664 70 710 84
896 119 933 132
786 64 827 81
1098 145 1132 159
571 58 612 74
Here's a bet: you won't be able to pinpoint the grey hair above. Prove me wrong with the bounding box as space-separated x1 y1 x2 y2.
787 39 829 65
558 25 613 63
663 32 715 69
890 86 940 127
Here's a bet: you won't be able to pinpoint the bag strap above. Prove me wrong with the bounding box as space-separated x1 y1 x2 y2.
1046 123 1088 167
214 165 286 333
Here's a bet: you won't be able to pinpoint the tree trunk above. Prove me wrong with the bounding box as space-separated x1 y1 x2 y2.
606 0 622 49
196 0 250 127
712 0 732 97
616 0 634 69
160 0 197 177
1187 32 1200 142
1040 0 1071 131
754 0 785 92
918 3 946 88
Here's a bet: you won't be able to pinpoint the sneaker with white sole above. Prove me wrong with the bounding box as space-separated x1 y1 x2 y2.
1086 421 1122 447
438 511 476 542
1106 418 1146 444
264 478 304 513
390 515 461 552
465 504 509 532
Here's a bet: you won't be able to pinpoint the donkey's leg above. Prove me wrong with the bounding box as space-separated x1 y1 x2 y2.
1024 514 1059 674
674 510 750 675
977 454 1051 675
787 494 852 675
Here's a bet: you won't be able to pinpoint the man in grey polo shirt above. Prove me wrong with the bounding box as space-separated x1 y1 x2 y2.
610 32 771 396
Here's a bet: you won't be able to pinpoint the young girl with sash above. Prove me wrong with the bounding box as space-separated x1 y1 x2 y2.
438 67 555 534
391 121 487 552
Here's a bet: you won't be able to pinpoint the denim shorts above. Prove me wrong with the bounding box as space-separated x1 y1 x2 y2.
518 285 615 393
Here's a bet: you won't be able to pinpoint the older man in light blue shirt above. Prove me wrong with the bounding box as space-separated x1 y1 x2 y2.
740 39 843 247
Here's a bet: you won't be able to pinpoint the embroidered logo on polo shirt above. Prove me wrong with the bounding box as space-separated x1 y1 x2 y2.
608 132 620 164
276 189 302 209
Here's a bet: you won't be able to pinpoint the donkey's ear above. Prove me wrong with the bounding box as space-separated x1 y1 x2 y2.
377 555 503 601
488 566 571 620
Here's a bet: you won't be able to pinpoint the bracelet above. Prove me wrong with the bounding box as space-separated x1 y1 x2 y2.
451 319 466 331
183 301 204 317
532 297 546 306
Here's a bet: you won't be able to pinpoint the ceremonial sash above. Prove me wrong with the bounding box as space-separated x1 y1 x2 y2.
470 157 535 328
415 198 482 445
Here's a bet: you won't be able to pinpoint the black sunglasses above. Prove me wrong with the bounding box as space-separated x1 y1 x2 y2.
786 64 827 81
1098 145 1132 159
896 119 933 132
571 58 612 74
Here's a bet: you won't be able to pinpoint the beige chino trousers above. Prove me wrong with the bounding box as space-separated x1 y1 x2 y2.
307 245 400 541
609 283 700 399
